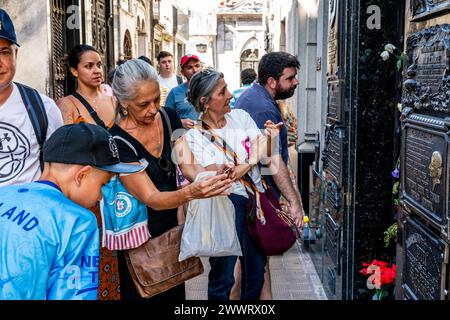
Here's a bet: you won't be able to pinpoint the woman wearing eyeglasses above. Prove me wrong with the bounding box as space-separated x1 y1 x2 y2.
109 59 232 300
179 68 280 300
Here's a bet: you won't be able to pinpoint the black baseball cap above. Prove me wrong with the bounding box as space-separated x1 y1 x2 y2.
0 9 19 47
43 124 145 174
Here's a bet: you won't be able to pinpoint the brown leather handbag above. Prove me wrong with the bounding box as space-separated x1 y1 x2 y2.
124 224 204 298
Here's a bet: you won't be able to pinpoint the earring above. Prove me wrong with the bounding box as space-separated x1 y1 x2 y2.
122 107 128 116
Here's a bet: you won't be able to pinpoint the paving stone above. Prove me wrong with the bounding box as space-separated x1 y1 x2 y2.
186 242 328 300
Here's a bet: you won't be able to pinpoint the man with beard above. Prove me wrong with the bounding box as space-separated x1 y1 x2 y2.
234 52 304 301
235 51 304 226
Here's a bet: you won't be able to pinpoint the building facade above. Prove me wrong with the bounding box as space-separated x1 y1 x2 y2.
1 0 189 99
216 0 266 91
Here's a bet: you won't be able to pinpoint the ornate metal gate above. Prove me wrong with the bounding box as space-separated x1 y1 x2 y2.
91 0 113 73
50 0 67 101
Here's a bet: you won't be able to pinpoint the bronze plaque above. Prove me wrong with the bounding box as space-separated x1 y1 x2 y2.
325 212 341 273
402 24 450 117
327 0 339 81
402 216 448 300
402 115 449 231
327 81 344 122
411 0 450 21
323 124 344 184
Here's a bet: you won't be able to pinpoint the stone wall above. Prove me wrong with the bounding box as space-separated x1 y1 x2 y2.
3 0 51 95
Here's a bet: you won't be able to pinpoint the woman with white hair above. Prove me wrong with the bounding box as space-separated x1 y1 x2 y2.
109 59 232 300
179 68 280 300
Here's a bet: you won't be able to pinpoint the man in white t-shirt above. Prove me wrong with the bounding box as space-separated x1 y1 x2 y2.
0 9 63 187
157 51 183 90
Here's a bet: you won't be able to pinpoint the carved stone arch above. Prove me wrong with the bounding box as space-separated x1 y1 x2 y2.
240 37 260 57
240 37 260 73
124 29 133 60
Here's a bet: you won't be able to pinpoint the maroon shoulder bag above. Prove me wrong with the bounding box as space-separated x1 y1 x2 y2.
197 123 300 256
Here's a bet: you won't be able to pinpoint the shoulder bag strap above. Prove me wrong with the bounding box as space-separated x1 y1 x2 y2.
15 82 48 171
194 122 258 194
113 135 149 170
72 92 107 129
159 107 173 149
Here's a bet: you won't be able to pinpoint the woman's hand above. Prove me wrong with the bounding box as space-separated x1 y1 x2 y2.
216 163 236 181
264 120 283 139
188 173 232 199
248 135 269 165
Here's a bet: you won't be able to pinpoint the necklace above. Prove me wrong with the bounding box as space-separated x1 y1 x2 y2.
155 116 162 155
77 91 101 104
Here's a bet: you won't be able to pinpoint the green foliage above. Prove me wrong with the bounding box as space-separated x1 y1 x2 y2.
384 223 398 248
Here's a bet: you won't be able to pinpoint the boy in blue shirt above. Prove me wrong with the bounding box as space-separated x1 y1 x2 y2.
0 124 144 300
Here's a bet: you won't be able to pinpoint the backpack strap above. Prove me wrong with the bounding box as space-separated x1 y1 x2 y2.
15 82 48 171
176 75 183 85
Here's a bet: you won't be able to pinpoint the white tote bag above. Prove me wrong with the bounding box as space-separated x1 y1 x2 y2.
179 171 242 261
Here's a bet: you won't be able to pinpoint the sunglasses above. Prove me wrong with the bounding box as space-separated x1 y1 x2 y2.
200 67 215 75
158 157 174 178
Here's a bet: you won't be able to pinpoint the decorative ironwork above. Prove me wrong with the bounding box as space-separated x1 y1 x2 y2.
92 0 109 74
322 122 344 184
411 0 450 21
326 266 337 295
325 212 341 273
402 24 450 117
50 0 67 101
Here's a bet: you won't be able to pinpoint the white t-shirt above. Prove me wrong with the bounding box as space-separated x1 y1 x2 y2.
185 109 264 198
0 83 64 187
158 74 180 90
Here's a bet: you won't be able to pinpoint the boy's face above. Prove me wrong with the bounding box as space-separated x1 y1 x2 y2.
71 166 113 208
159 56 174 76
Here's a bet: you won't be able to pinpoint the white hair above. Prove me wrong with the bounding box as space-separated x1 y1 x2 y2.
112 59 159 102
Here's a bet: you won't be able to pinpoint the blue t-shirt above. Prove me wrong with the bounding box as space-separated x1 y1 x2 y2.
0 182 99 300
235 82 289 199
165 82 199 121
230 84 252 109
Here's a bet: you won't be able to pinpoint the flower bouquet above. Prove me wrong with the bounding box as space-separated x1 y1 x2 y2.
360 260 396 300
380 43 405 71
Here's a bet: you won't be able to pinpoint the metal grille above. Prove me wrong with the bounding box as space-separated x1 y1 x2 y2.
51 0 66 101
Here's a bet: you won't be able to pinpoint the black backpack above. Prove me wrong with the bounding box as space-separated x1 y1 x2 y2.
15 82 48 171
176 75 183 85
